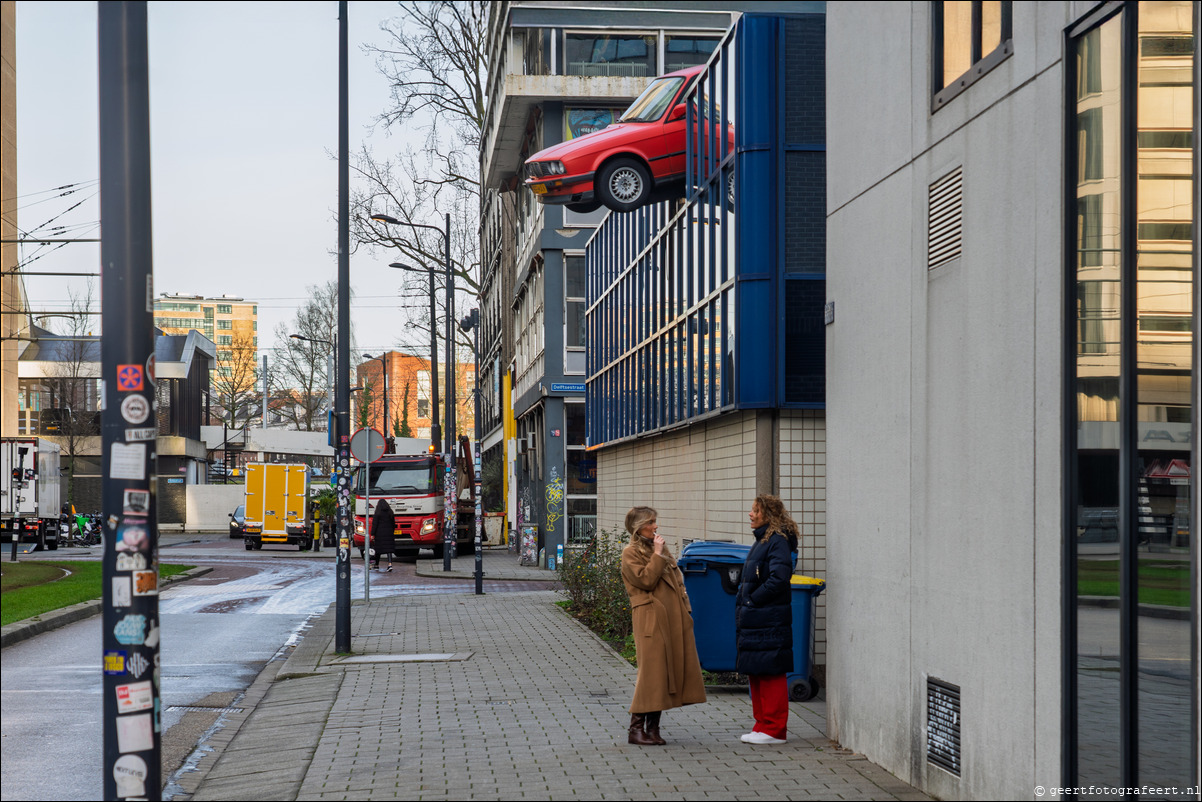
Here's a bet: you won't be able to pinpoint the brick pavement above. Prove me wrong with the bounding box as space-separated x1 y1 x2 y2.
184 585 929 801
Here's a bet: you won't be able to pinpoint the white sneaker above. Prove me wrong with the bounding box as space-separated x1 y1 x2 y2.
741 731 787 744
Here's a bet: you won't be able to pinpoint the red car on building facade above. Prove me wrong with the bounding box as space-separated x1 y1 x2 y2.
524 64 732 213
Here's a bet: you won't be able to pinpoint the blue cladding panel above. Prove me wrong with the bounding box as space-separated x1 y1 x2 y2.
585 13 825 448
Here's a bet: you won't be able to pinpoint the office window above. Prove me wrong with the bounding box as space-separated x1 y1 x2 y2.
217 320 232 330
664 34 720 71
565 33 656 77
932 1 1013 109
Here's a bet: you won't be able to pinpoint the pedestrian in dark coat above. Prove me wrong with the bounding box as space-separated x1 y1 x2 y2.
619 506 707 746
735 494 798 744
371 499 396 571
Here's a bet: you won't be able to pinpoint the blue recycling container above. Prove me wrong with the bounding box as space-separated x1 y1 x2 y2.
679 540 825 701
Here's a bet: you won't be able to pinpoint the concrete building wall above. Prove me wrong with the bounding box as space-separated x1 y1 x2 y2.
825 3 1071 797
597 409 828 664
1 1 20 437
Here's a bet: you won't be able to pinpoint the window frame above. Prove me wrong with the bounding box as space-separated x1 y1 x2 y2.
931 1 1015 111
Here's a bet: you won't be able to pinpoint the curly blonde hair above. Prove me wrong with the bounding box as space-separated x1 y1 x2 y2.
753 494 799 551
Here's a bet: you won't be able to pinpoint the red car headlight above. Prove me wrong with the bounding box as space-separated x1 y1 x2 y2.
527 160 565 178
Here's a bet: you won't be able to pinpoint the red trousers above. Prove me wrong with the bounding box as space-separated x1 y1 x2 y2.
749 674 788 739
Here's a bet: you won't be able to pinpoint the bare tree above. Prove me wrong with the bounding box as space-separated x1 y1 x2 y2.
269 280 344 431
352 1 488 374
211 330 260 426
44 282 101 505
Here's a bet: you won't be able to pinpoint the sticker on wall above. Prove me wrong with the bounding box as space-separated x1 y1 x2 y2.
110 443 146 481
120 394 150 425
114 615 147 645
115 552 148 571
116 364 144 392
124 427 156 442
125 651 150 679
114 754 148 798
115 680 154 713
116 524 149 554
104 650 128 675
112 576 132 607
122 489 150 516
133 571 158 596
115 712 154 753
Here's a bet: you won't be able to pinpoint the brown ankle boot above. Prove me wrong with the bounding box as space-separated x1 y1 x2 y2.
628 713 657 745
644 711 666 744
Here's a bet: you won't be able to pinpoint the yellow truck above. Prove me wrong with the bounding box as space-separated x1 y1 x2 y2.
242 463 315 551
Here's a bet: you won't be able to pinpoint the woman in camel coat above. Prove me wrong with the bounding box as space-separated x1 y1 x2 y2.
619 506 707 745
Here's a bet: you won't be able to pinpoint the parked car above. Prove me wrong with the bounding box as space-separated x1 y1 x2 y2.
523 64 733 213
229 504 246 539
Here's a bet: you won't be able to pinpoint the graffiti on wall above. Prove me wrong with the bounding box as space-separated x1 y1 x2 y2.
545 467 564 533
517 484 535 530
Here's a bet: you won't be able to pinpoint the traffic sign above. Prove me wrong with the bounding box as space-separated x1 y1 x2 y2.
350 428 386 464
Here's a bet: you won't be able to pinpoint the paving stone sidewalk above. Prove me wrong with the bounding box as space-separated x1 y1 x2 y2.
186 589 929 801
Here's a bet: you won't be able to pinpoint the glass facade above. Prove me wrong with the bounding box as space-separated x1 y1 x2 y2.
1068 1 1196 790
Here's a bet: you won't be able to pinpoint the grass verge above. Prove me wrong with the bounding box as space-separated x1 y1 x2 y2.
1078 559 1191 607
1 562 193 626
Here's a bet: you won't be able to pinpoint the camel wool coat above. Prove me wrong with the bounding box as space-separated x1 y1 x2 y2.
620 538 707 713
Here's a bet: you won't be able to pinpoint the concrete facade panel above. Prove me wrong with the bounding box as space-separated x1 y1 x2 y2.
827 2 1073 797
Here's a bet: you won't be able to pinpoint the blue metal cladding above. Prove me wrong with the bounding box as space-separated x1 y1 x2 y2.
585 13 825 448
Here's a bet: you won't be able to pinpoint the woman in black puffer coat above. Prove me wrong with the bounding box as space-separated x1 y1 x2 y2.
735 494 798 744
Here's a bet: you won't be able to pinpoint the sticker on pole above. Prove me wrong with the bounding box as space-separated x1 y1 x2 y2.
114 754 148 798
116 365 144 392
120 394 150 425
115 680 154 713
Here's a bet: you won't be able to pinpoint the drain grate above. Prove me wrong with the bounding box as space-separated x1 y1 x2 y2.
166 705 244 714
926 677 961 776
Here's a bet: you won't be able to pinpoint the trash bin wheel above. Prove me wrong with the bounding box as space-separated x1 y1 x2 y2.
789 677 816 702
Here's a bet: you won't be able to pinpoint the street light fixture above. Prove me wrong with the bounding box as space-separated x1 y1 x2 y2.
372 211 457 572
362 353 392 452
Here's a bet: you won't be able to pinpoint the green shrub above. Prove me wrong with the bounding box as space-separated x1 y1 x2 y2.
558 528 632 642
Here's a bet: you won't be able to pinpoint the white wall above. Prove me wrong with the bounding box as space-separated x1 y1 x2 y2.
825 2 1070 798
185 484 245 532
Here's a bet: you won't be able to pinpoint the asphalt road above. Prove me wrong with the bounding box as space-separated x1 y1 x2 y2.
0 533 527 801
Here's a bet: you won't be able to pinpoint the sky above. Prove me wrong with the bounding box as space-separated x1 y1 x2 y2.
14 0 432 359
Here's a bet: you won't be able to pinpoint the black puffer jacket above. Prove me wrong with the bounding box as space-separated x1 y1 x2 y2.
734 525 794 676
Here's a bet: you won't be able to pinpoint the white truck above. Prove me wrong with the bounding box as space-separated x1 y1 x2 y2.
1 437 62 551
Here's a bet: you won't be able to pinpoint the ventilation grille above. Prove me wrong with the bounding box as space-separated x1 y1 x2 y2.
928 168 963 268
926 677 961 776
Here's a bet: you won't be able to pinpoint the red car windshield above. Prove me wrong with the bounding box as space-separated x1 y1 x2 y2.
618 76 686 123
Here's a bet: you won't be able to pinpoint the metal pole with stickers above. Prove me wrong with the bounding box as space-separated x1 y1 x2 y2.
333 0 354 653
99 3 160 798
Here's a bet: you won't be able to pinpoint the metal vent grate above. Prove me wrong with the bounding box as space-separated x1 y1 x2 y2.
926 677 961 776
928 168 963 268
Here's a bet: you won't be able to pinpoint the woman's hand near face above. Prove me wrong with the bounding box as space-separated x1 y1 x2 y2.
653 533 666 555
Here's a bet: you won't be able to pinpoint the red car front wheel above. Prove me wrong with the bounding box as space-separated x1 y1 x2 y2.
598 157 652 212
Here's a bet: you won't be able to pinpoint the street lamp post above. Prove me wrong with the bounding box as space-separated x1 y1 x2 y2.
362 353 391 451
459 308 483 595
388 262 440 453
371 212 457 572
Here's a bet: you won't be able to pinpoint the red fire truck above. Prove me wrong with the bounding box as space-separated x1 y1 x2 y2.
352 438 475 559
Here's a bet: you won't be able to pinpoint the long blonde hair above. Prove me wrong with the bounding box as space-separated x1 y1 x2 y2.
625 506 657 542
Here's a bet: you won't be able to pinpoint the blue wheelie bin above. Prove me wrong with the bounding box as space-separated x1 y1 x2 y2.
679 541 824 701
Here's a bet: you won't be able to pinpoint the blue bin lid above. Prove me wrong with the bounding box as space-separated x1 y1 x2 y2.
680 540 750 564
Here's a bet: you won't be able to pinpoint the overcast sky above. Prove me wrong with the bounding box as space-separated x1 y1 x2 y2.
14 0 429 357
